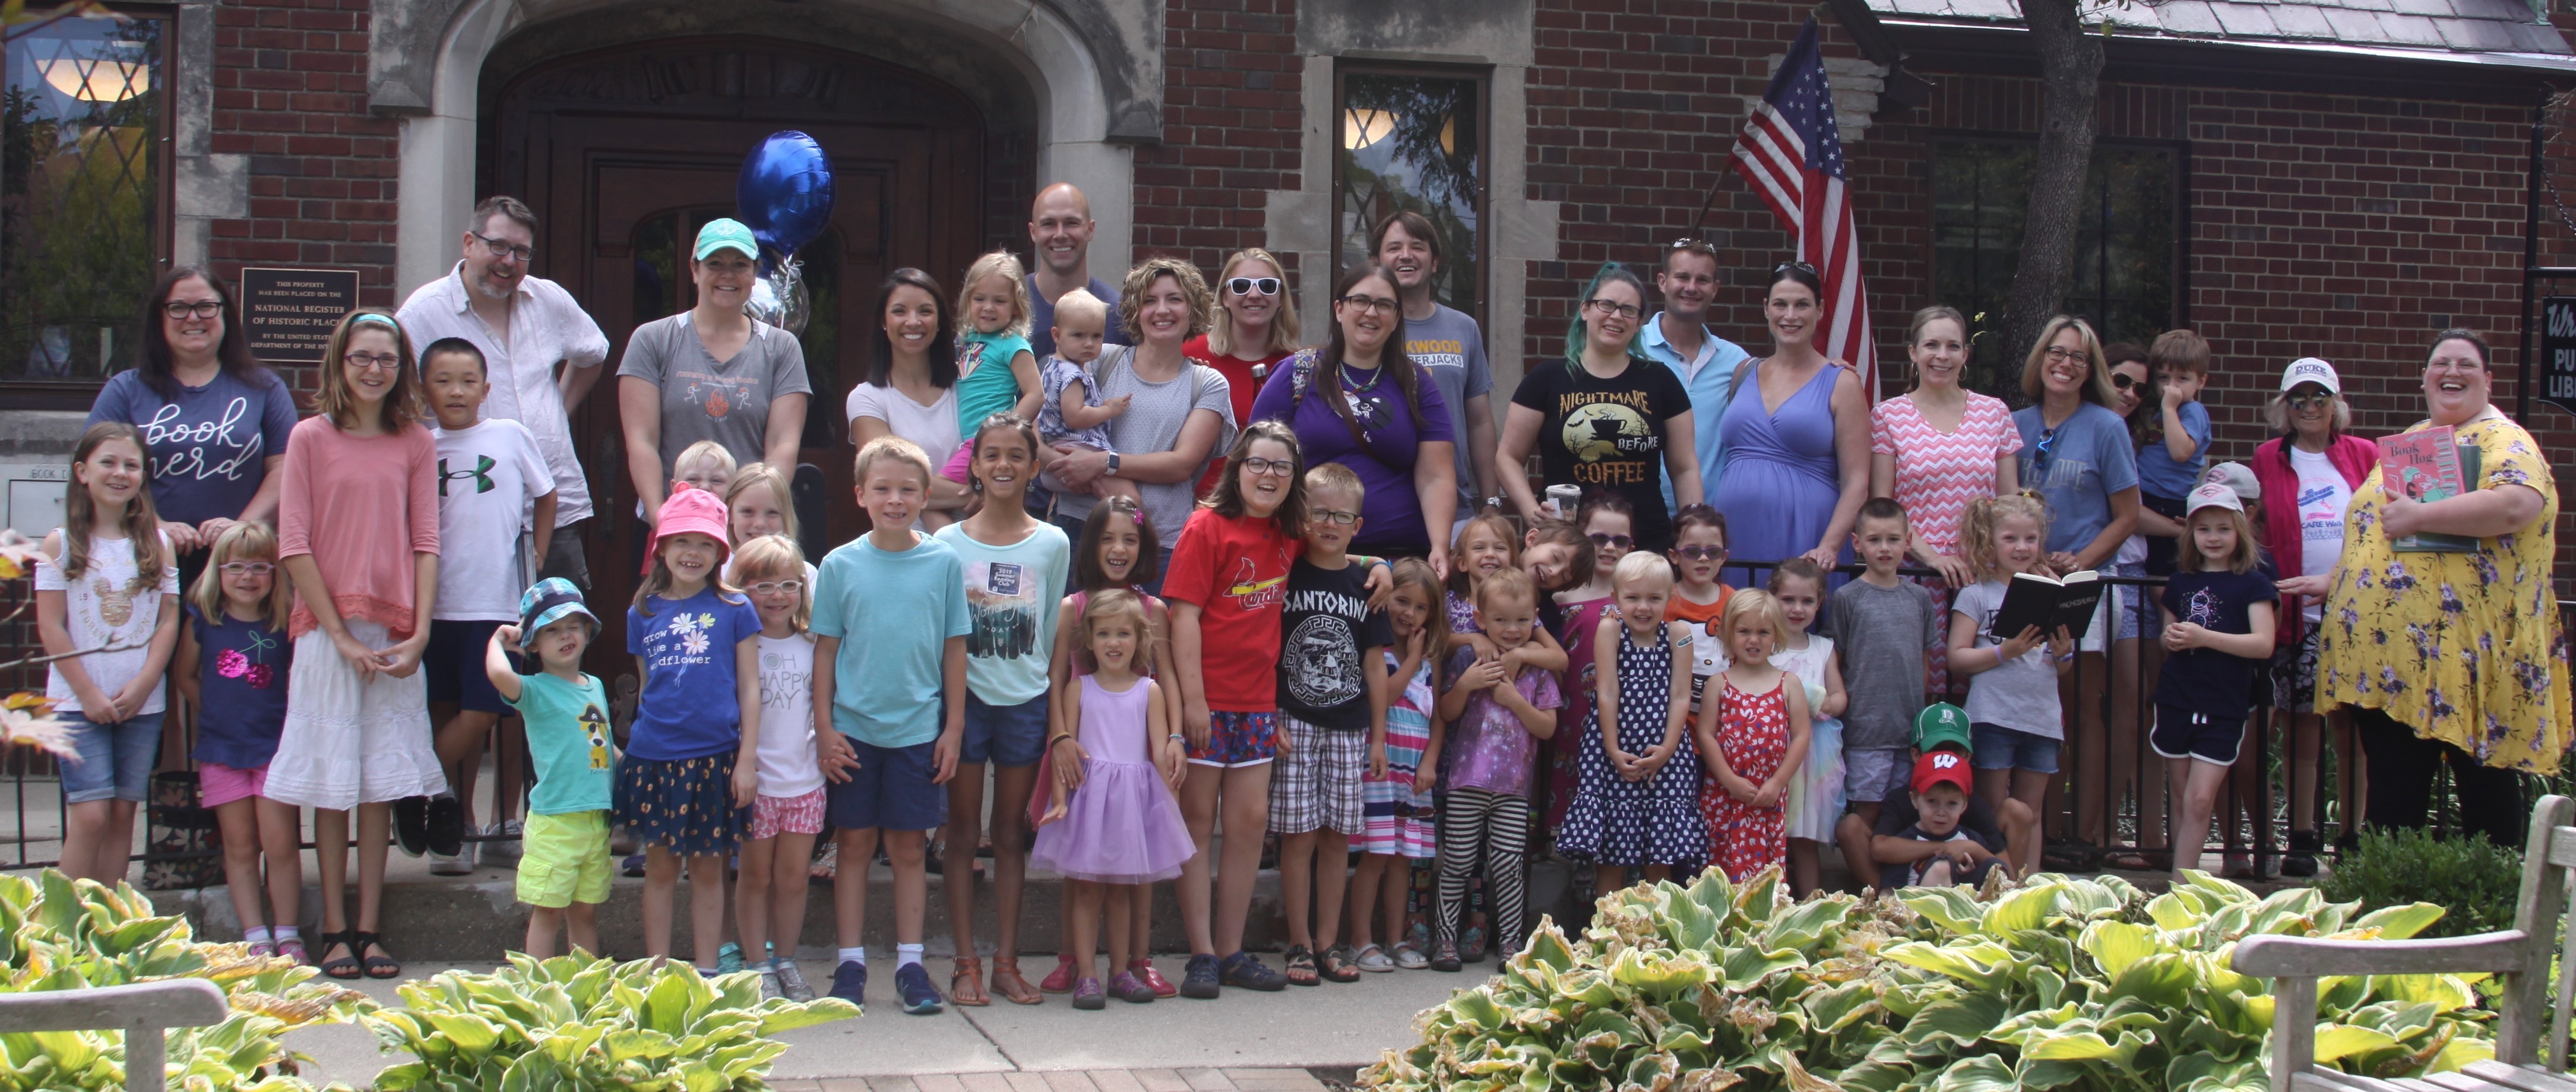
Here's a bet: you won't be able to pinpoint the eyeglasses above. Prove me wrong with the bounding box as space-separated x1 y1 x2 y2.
1309 509 1360 526
219 562 274 576
1241 457 1295 477
2109 373 2141 391
163 300 223 320
471 231 535 262
1588 532 1635 551
344 352 402 371
745 580 805 596
1337 294 1398 315
1672 545 1724 561
1226 277 1282 297
1584 298 1642 321
2284 391 2334 410
2426 359 2485 375
2042 346 2087 365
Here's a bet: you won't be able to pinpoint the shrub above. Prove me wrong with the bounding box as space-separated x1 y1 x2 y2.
0 869 369 1092
2315 827 2523 939
1360 866 2490 1092
362 949 859 1090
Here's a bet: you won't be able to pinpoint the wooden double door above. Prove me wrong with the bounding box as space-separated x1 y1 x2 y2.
487 36 988 669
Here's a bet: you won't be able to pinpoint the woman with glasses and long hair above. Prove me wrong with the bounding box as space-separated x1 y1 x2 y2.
2317 330 2562 850
88 267 301 587
1251 261 1458 572
2009 315 2140 871
2249 357 2374 875
1498 262 1700 552
1186 249 1301 496
1710 262 1872 583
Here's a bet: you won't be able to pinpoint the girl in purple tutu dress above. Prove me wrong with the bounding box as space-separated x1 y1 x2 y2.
1033 589 1195 1009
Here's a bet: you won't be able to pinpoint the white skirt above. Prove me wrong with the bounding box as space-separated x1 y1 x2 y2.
263 621 446 811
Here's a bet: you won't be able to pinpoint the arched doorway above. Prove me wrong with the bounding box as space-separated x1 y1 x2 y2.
486 36 986 668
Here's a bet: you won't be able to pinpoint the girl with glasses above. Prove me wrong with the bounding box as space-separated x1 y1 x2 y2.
1498 262 1700 552
731 532 824 1003
1709 261 1872 586
1186 249 1302 495
176 520 303 964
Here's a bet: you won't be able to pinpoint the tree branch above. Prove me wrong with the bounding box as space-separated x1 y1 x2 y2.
0 640 146 676
1999 0 2107 372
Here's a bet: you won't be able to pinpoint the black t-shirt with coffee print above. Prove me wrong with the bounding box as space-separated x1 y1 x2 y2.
1509 359 1692 551
1277 558 1395 730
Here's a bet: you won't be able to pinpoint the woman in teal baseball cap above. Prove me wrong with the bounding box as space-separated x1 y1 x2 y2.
615 216 815 535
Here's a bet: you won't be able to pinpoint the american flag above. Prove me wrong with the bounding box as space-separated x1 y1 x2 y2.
1732 17 1876 398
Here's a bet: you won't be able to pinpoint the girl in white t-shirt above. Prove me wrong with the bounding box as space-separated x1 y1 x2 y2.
36 422 182 884
733 533 823 1002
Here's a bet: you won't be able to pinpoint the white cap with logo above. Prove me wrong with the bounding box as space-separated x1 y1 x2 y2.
2186 480 2243 515
2280 357 2340 394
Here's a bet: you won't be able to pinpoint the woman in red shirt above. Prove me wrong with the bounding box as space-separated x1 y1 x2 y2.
1185 249 1300 496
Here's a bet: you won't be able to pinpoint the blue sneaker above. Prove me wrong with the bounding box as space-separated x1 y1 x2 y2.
1218 951 1286 992
830 960 868 1007
716 942 746 974
895 962 944 1014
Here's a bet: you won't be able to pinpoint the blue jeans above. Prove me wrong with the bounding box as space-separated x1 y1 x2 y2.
61 710 164 804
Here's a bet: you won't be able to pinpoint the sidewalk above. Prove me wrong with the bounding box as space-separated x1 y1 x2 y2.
281 957 1466 1087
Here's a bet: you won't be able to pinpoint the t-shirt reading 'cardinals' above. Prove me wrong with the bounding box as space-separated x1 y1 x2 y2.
1160 509 1298 712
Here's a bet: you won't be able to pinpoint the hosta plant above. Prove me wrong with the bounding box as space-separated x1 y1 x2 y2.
0 869 370 1091
362 949 859 1091
1361 867 2493 1092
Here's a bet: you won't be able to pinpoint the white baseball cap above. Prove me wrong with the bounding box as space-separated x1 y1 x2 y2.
2186 481 2243 515
2202 461 2260 504
2280 357 2340 394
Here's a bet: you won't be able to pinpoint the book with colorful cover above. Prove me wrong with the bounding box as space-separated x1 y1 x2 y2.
2376 425 2482 553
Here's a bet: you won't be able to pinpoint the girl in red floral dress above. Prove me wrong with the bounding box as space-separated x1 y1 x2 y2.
1694 589 1812 881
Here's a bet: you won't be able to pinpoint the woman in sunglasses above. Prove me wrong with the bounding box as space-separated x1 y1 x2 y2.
88 267 302 588
2249 358 2371 875
1185 249 1302 496
1251 261 1457 574
1709 261 1872 583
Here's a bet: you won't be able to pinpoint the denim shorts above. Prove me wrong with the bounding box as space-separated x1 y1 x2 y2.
1969 721 2060 775
62 711 164 805
961 692 1048 768
825 737 948 833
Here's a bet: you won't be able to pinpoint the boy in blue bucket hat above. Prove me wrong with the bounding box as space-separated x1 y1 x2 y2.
485 577 614 957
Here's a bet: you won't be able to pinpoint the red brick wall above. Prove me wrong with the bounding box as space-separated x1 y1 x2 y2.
1132 0 1306 286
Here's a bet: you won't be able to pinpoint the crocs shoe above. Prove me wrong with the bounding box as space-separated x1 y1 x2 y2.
246 938 277 958
775 960 815 1002
830 960 868 1006
1111 970 1156 1004
1129 958 1177 998
1180 953 1221 999
1040 952 1078 993
1071 976 1106 1010
895 962 944 1014
1218 951 1286 992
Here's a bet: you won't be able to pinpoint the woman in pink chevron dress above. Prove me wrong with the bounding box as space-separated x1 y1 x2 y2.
1868 306 2021 697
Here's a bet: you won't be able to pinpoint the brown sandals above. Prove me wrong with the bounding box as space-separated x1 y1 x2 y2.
951 955 990 1006
990 956 1043 1005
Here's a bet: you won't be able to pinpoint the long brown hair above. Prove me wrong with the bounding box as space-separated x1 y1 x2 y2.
314 310 424 431
60 422 166 594
1311 261 1425 445
1387 557 1450 691
1201 419 1306 537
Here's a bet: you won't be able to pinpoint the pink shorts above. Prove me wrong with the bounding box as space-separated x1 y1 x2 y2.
750 787 827 841
939 441 974 483
198 762 269 808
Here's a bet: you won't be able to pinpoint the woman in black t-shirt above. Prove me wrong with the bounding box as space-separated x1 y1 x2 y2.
1498 264 1698 551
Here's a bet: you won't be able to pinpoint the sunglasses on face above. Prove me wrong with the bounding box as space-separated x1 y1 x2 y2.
2109 373 2142 391
1588 532 1635 551
1226 277 1281 297
1672 545 1724 561
163 300 223 320
2285 391 2334 410
219 562 274 576
1240 457 1295 477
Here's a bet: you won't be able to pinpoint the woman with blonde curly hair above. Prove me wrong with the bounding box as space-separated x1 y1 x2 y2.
1045 257 1235 563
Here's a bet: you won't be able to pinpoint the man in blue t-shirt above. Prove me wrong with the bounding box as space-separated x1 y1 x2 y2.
1642 239 1749 513
1025 183 1132 359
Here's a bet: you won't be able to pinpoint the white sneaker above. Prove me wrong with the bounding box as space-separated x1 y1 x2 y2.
429 841 476 876
482 821 524 868
758 967 784 1001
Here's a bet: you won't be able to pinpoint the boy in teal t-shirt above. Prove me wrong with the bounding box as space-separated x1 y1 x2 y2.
487 578 614 959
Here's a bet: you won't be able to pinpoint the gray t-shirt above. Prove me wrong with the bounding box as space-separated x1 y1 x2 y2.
1403 305 1492 509
1055 346 1237 550
2012 403 2138 557
1949 580 2064 740
615 312 813 479
1828 577 1939 751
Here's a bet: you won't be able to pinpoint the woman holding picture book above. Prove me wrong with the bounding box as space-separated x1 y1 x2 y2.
2315 328 2562 849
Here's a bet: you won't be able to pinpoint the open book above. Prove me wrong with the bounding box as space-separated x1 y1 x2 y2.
2377 426 2482 553
1990 569 2103 640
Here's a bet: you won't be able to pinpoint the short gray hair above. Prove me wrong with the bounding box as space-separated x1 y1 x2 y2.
471 195 537 236
2263 389 2351 435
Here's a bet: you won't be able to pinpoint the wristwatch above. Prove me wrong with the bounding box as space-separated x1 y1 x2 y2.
1105 452 1121 477
1483 496 1504 511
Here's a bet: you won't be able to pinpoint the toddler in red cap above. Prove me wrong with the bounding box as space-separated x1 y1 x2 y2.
1871 743 2006 890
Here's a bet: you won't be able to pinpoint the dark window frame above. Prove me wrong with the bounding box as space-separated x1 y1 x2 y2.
0 1 178 411
1926 129 2191 400
1331 59 1492 326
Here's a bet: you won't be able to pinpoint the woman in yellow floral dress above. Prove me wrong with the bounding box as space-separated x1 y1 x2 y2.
2315 329 2565 847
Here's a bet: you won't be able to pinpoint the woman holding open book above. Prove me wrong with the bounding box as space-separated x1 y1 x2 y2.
2315 329 2563 849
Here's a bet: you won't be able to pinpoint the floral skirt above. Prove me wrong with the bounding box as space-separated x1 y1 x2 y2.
612 751 751 857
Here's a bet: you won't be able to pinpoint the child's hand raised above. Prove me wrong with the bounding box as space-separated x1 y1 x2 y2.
493 623 524 653
1464 656 1510 694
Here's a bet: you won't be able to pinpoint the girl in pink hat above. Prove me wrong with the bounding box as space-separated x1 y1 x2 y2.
619 485 763 971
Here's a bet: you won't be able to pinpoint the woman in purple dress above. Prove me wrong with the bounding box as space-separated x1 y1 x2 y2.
1710 262 1871 581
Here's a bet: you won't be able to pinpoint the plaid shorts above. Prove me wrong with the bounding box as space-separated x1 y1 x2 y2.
749 787 826 841
1267 716 1366 835
1189 709 1279 768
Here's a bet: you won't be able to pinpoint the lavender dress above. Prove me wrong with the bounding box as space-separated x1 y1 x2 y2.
1711 359 1848 583
1030 675 1196 884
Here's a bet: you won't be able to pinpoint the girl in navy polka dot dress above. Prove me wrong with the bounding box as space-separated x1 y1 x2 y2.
1556 552 1705 893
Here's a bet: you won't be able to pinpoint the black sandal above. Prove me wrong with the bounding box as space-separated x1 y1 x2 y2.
1282 945 1319 986
353 930 401 980
317 930 360 980
1318 945 1362 983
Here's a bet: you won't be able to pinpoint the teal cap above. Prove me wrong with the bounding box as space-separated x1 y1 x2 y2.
1914 702 1973 756
694 218 760 262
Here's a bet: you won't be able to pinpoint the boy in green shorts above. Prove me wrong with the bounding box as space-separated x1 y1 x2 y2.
485 577 615 957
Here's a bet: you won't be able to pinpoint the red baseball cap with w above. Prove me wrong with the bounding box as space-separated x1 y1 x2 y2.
1913 749 1974 796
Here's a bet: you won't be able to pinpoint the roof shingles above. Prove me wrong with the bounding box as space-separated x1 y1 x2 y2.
1863 0 2572 58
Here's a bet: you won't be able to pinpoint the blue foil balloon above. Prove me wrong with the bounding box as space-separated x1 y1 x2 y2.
736 131 836 269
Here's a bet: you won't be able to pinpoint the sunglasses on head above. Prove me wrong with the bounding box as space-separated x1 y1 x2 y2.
1226 276 1281 297
1773 260 1818 277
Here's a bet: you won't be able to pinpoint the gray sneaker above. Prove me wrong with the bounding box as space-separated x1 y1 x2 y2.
428 843 476 876
774 960 815 1002
481 821 524 868
757 967 784 1001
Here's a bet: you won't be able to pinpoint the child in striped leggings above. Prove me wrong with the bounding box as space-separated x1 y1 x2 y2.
1430 568 1564 971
